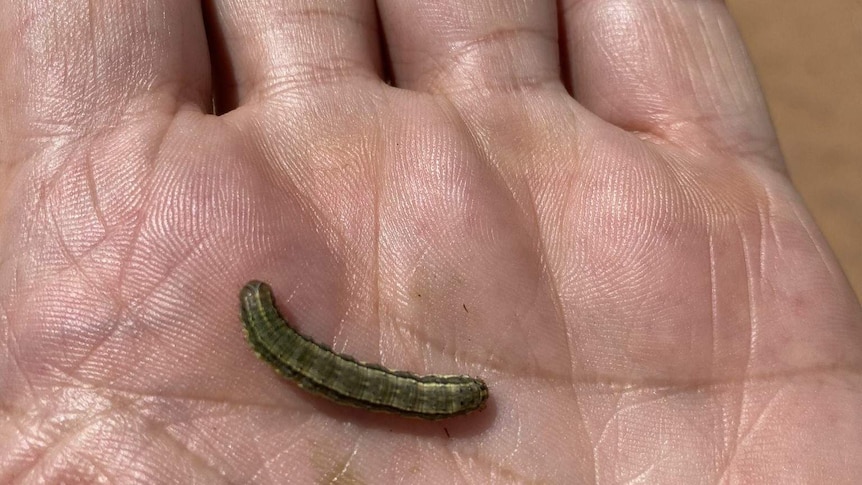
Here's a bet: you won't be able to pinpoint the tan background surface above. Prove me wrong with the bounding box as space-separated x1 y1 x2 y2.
727 0 862 298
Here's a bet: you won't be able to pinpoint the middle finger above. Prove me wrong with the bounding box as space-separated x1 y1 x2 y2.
379 0 562 95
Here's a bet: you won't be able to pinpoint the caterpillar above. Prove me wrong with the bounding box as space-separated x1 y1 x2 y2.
240 280 488 420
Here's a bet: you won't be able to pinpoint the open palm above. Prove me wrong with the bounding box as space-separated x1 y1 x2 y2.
2 1 861 483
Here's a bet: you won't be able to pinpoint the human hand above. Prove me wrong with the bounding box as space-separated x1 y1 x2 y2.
2 1 860 483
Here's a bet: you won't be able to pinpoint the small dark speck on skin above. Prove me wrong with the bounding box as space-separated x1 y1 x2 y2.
444 427 450 438
463 304 468 313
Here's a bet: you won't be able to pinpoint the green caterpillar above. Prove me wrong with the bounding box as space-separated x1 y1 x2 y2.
240 281 488 420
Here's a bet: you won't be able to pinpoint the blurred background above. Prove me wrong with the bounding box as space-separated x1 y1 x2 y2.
728 0 862 298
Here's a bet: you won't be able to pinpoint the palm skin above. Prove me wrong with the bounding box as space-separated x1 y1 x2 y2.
1 1 860 483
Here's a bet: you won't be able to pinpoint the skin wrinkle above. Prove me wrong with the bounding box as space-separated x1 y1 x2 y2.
27 216 122 381
526 181 574 383
592 404 619 457
82 151 108 232
790 203 839 282
7 310 37 399
329 438 361 483
258 59 379 97
732 215 756 479
286 6 369 27
581 363 860 395
738 381 787 451
330 281 362 358
431 28 560 95
763 189 784 255
757 204 768 297
58 310 113 382
240 421 292 484
708 230 718 379
371 108 383 387
79 455 112 483
103 177 153 320
154 423 229 482
449 454 472 485
528 184 595 432
14 398 119 482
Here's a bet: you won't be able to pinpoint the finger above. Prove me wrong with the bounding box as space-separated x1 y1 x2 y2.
377 0 562 95
561 0 783 170
205 0 382 110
